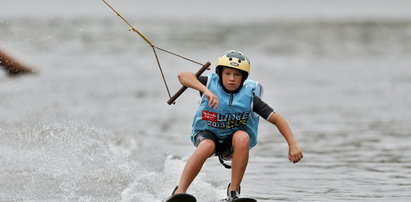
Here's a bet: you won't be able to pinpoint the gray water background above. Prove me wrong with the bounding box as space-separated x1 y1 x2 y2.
1 0 411 201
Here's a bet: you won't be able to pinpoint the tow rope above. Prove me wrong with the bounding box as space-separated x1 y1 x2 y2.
101 0 211 105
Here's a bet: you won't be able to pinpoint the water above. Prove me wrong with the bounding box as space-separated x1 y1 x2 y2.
1 0 411 201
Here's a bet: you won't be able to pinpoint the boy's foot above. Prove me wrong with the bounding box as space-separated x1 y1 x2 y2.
227 190 240 201
163 186 196 202
226 183 241 201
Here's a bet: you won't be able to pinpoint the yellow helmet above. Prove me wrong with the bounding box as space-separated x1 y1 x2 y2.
215 50 250 79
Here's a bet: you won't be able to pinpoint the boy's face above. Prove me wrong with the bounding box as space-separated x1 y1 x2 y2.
221 67 243 91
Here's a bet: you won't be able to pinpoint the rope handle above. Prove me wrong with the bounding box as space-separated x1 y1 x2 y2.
167 61 211 105
102 0 209 105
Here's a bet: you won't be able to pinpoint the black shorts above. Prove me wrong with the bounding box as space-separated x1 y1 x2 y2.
194 130 234 160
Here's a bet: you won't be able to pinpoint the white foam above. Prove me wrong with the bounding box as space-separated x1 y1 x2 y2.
120 155 219 202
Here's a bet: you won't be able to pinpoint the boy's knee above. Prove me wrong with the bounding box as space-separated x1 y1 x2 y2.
232 131 249 149
198 139 216 153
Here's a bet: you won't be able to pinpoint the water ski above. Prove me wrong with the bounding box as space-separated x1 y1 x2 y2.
223 198 257 202
163 193 197 202
233 198 257 202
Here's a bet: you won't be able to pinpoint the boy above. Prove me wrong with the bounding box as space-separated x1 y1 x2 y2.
172 50 303 201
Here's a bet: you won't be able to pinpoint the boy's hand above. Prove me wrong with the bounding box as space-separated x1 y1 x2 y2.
288 144 303 163
204 89 219 110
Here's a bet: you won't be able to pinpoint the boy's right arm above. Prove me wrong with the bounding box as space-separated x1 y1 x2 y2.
178 72 219 109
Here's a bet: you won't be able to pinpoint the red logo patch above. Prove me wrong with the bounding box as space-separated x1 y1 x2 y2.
202 110 217 122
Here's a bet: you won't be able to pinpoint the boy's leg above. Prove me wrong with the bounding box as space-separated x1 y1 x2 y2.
175 138 216 194
229 130 250 192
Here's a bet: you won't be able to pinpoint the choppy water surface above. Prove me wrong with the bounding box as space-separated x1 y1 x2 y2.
1 0 411 201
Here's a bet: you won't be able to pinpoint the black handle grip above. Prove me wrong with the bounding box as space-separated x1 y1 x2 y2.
167 61 211 105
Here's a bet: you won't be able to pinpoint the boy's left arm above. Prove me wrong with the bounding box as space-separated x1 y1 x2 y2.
267 113 303 163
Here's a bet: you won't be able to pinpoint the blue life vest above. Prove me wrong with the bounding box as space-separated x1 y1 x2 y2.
191 73 262 149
